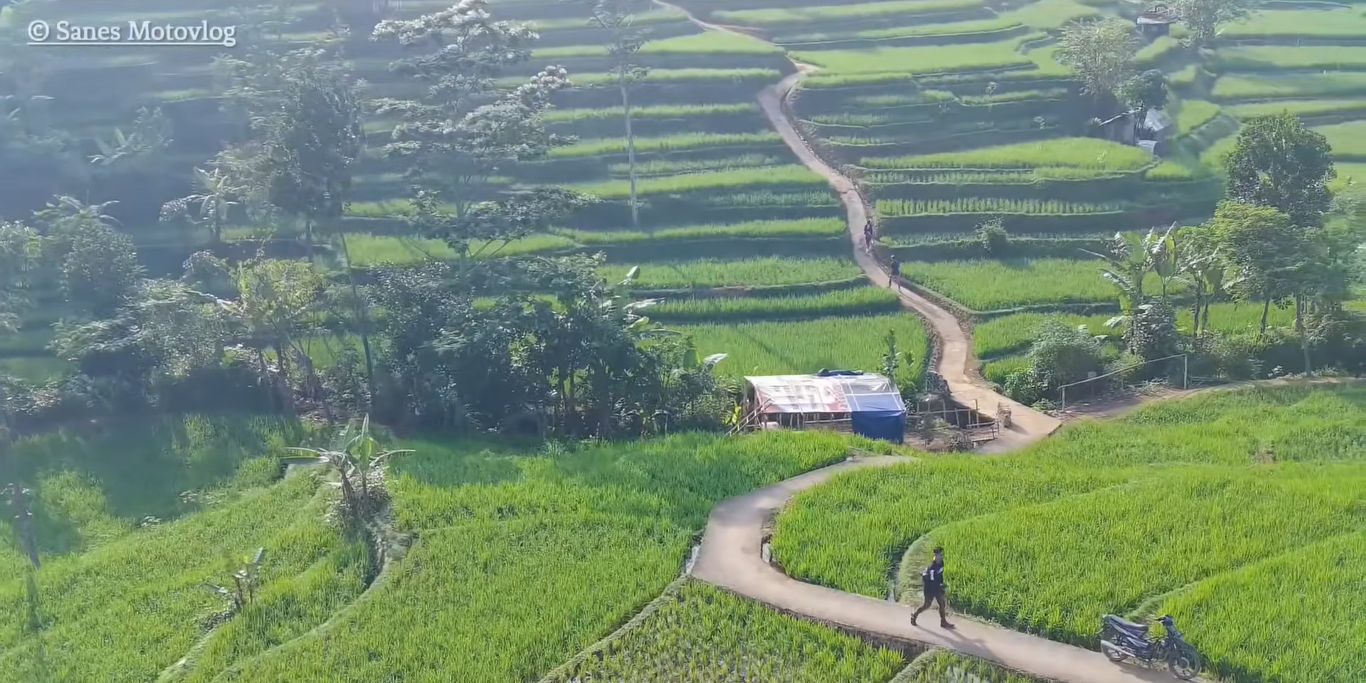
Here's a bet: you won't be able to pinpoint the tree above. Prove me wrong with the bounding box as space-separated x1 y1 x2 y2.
1119 69 1168 111
881 329 900 383
60 222 143 318
217 48 364 252
372 1 571 217
1083 226 1173 321
0 222 38 334
1126 299 1180 361
88 106 172 170
160 160 244 244
263 51 364 253
1224 112 1336 230
581 0 650 227
1174 226 1224 337
212 259 328 414
1208 201 1306 336
1057 18 1139 108
416 188 593 261
1172 0 1251 48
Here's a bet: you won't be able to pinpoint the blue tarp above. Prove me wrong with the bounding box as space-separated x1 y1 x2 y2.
845 382 907 443
851 410 906 443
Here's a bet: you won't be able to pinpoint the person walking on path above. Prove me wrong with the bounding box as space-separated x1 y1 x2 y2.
862 220 874 253
911 546 954 628
887 254 902 291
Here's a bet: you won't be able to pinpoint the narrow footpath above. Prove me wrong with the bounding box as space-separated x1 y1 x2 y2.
690 455 1181 683
754 71 1061 451
644 4 1182 681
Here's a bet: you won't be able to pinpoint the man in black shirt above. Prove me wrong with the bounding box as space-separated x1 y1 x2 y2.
911 546 954 628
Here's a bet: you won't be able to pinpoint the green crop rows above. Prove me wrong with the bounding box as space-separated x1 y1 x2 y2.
200 431 877 682
602 257 860 289
878 198 1125 217
901 259 1182 312
893 651 1044 683
681 314 930 385
543 581 906 682
862 139 1153 172
771 385 1366 683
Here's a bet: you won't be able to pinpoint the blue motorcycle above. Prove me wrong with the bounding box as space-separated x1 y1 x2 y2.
1100 614 1202 680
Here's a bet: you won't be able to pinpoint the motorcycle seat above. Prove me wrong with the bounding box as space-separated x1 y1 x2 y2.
1104 615 1149 634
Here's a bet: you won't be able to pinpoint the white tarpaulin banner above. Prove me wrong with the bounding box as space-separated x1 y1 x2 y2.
746 374 904 415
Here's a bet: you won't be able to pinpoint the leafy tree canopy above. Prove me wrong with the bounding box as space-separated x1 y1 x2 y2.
1225 112 1336 229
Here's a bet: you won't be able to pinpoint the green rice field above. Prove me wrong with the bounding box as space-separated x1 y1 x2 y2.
543 580 906 682
771 385 1366 683
190 431 878 682
901 259 1179 312
5 0 1366 680
603 257 860 289
682 313 930 384
861 139 1153 172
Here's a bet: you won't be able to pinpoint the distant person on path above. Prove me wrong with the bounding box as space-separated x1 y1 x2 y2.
862 220 874 253
888 254 902 291
911 546 954 628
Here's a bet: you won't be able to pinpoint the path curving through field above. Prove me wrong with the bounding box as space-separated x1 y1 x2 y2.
634 4 1189 681
653 0 1060 449
690 455 1182 683
753 72 1062 451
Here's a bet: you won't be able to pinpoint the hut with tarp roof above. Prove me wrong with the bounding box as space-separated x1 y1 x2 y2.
737 371 907 443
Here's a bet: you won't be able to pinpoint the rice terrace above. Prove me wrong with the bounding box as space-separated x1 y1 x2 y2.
0 0 1362 680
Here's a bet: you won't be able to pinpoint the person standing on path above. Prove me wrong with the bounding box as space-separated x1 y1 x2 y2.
911 546 954 628
887 254 902 291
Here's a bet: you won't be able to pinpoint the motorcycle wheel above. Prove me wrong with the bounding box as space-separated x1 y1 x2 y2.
1169 646 1202 680
1101 638 1128 663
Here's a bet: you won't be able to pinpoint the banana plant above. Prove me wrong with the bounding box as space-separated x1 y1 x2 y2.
202 548 265 613
284 416 412 521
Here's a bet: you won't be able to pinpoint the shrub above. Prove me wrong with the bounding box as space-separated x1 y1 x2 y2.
1026 321 1107 392
1189 332 1263 380
1002 367 1045 404
1125 299 1180 361
975 217 1010 255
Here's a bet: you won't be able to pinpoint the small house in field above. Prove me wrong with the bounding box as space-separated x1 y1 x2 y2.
738 372 907 443
1136 6 1178 39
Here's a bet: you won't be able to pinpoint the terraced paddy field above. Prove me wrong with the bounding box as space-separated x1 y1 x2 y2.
771 384 1366 683
0 0 931 385
663 0 1366 389
0 426 912 682
4 0 1366 681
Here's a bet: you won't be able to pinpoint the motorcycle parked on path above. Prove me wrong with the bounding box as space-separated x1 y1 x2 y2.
1100 614 1202 680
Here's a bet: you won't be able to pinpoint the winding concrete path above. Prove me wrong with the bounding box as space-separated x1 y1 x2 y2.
691 455 1180 683
754 72 1062 451
644 4 1175 680
656 0 1061 448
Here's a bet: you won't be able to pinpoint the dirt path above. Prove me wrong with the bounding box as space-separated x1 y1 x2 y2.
753 72 1061 451
690 455 1182 683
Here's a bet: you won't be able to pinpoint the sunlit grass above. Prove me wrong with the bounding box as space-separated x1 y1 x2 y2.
682 313 929 383
862 138 1153 171
544 580 906 682
602 257 860 289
